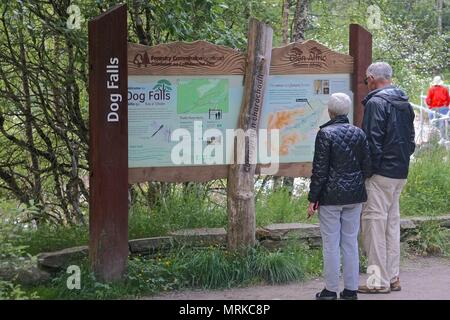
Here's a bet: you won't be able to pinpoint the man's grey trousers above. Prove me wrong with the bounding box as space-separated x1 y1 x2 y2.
318 203 362 293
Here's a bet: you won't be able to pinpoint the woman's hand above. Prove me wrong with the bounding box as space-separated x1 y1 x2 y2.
307 202 318 219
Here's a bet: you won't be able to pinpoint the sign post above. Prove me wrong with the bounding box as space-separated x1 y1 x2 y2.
86 4 372 277
227 18 273 250
349 24 372 128
88 4 128 281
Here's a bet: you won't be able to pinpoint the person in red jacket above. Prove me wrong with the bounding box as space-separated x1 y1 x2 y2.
426 76 450 141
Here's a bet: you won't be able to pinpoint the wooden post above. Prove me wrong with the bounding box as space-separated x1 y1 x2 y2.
349 24 372 128
88 4 128 281
227 18 273 250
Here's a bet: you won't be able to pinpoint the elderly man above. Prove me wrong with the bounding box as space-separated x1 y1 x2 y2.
358 62 416 294
308 93 371 300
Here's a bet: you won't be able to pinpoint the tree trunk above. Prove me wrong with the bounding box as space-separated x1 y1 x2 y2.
437 0 443 35
284 0 308 196
282 0 290 45
292 0 309 42
227 18 273 251
18 6 42 206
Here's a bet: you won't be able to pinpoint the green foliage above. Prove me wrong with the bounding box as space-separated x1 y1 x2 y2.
0 202 30 259
0 280 39 300
17 224 88 256
31 243 322 299
181 247 252 288
0 202 39 299
254 244 306 284
39 256 187 299
129 188 227 239
405 221 450 256
359 247 368 273
308 0 450 104
400 144 450 216
13 186 317 255
256 187 315 226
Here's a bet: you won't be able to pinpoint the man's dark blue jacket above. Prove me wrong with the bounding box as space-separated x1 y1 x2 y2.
362 86 416 179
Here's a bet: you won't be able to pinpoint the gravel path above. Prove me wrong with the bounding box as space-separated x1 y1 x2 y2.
145 256 450 300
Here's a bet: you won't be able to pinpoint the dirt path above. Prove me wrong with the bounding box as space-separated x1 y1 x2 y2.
145 256 450 300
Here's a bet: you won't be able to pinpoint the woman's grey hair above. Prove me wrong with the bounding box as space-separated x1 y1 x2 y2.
327 93 351 116
366 62 393 80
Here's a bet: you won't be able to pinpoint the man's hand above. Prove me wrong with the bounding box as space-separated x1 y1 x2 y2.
307 202 318 219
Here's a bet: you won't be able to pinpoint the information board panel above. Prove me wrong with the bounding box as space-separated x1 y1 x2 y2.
128 75 243 167
260 74 353 163
127 39 356 181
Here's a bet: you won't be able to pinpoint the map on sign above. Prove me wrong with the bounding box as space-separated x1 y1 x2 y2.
177 79 229 114
260 74 353 163
266 98 325 157
128 75 243 168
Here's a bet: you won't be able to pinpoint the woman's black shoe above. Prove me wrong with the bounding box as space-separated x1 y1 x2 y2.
340 289 358 300
315 288 337 300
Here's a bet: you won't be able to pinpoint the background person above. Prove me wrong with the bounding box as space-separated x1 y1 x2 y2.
307 93 371 300
359 62 416 294
426 76 450 142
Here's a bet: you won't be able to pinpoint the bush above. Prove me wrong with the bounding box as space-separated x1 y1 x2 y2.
256 187 314 226
128 189 226 240
404 221 450 256
30 243 323 299
401 144 450 216
0 202 39 299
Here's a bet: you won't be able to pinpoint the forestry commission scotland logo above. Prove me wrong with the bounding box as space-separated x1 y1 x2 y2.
133 51 150 67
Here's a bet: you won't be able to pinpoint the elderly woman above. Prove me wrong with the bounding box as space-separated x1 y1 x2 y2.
307 93 371 300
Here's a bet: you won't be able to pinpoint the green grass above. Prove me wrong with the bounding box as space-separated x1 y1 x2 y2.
16 224 88 256
403 221 450 256
256 187 315 226
400 143 450 217
25 243 323 300
128 189 226 239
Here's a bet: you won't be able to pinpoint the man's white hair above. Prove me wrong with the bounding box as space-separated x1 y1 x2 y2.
366 62 393 80
327 93 351 116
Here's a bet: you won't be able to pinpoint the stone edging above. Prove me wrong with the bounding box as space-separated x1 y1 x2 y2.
35 215 450 273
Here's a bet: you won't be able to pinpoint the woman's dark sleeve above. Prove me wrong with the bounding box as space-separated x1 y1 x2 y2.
308 130 330 203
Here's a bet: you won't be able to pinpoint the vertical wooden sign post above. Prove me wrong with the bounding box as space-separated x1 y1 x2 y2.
88 4 128 281
227 18 273 250
349 24 372 128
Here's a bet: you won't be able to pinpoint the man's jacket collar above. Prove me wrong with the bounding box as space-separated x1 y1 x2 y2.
362 85 396 105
